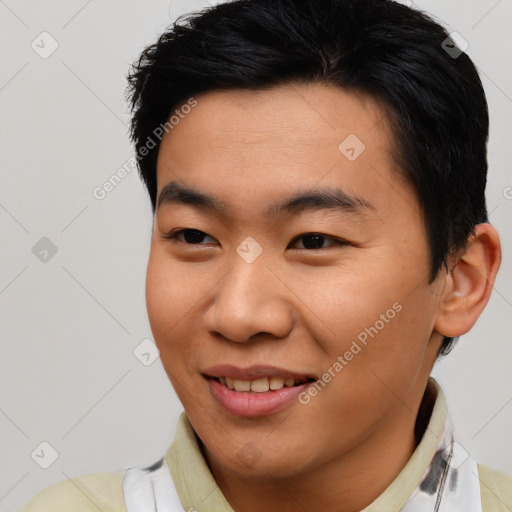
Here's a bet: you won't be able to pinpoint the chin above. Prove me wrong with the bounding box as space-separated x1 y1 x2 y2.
206 437 316 480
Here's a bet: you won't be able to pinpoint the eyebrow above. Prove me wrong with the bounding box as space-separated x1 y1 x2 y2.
157 181 375 219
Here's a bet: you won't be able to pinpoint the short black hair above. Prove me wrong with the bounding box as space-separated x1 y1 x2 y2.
126 0 490 358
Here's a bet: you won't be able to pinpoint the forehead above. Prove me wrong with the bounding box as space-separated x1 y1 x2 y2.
163 83 390 151
155 83 413 219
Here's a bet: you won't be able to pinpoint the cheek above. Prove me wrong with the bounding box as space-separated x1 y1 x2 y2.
145 251 169 336
288 260 402 340
145 245 214 376
300 259 435 392
295 284 434 454
145 243 198 323
145 247 192 344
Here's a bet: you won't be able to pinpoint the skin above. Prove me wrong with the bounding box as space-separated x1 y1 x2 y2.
146 83 501 512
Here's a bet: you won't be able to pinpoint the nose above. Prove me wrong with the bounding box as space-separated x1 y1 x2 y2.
203 256 295 344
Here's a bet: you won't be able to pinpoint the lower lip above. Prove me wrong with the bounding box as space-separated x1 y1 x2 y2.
207 377 312 417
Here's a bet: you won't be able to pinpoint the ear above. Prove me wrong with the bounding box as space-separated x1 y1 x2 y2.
434 223 501 338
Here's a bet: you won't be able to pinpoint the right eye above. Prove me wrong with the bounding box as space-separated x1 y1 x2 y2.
162 228 218 246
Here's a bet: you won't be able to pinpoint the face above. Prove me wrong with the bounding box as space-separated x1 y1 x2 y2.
146 83 445 479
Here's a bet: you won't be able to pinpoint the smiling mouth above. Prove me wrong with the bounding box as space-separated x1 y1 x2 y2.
211 376 315 393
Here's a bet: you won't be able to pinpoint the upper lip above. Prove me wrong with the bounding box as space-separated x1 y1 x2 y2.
203 364 316 381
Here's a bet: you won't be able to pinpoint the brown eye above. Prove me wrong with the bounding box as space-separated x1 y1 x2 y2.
289 233 348 250
163 229 217 245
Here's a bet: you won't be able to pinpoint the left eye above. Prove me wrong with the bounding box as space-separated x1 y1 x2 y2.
289 233 346 250
164 229 345 250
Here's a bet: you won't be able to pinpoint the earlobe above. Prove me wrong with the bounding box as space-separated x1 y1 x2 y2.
434 223 501 338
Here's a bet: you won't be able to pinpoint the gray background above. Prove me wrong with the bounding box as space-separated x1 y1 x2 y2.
0 0 511 510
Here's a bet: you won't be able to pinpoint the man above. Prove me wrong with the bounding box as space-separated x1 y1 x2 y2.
20 0 512 510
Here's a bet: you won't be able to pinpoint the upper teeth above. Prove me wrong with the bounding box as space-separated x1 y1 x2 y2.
218 376 308 392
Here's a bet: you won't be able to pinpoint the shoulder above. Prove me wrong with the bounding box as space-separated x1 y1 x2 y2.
478 463 512 511
19 470 126 512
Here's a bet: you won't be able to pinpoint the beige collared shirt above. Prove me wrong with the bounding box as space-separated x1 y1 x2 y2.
20 377 512 511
